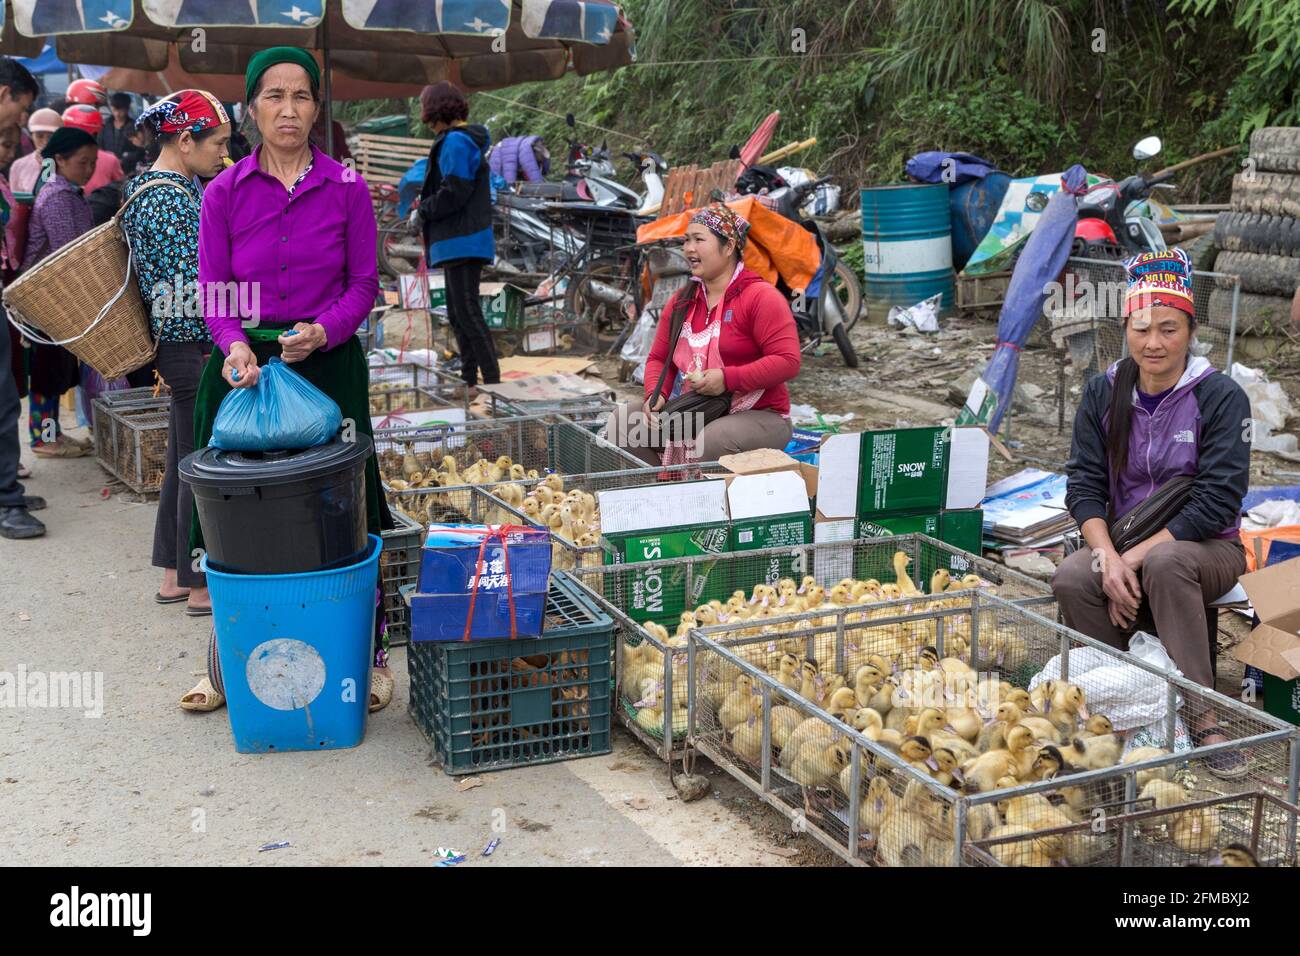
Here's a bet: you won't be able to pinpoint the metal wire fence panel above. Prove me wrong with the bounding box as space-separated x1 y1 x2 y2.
565 533 1056 762
367 385 461 425
1050 257 1241 431
682 590 1296 866
485 394 618 421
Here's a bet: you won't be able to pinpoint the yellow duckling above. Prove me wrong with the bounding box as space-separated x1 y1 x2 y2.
892 551 922 598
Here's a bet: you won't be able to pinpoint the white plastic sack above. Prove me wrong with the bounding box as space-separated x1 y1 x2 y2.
887 294 942 333
776 166 841 216
1027 632 1182 733
1231 362 1300 459
1243 498 1300 531
621 308 659 364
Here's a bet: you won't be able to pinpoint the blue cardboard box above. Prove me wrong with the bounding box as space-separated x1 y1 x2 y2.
412 525 551 641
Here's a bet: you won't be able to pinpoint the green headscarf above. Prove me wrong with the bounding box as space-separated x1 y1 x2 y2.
244 46 321 102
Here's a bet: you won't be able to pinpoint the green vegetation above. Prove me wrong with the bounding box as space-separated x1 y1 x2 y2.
336 1 1296 206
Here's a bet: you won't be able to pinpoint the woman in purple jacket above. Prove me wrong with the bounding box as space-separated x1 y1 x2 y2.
1053 249 1251 778
179 47 394 714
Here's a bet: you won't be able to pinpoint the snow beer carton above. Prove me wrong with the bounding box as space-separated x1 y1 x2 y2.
599 480 730 626
727 471 813 586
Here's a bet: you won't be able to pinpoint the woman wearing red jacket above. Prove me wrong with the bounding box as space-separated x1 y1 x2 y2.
609 203 800 465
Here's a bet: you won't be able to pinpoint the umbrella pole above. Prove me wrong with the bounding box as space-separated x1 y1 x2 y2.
322 12 333 157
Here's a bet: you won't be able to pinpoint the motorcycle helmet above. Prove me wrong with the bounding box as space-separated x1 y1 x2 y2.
67 78 108 107
62 104 104 136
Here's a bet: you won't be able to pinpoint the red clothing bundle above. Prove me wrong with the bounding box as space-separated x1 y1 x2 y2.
643 268 800 416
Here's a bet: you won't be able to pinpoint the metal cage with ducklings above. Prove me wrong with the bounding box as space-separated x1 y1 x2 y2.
683 590 1299 867
473 462 729 575
481 392 618 421
375 414 643 528
564 533 1058 762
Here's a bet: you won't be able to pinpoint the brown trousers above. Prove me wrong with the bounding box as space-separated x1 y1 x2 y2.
604 402 793 465
1051 538 1246 689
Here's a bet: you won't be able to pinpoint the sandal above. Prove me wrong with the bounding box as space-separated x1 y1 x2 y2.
62 434 92 451
155 590 190 605
185 605 213 617
369 669 394 713
1192 726 1250 780
180 677 225 712
32 440 87 459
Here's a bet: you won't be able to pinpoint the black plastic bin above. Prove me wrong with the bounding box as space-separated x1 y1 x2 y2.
180 435 371 574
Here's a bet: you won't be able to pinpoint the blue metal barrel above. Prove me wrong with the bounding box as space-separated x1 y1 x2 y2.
949 172 1012 271
861 183 954 313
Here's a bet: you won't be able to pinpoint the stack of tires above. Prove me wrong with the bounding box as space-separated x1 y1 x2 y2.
1209 127 1300 334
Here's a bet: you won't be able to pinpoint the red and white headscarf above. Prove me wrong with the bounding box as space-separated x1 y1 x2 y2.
137 90 230 136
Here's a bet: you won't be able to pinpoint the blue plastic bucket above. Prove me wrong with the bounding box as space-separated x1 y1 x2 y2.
861 183 955 313
203 534 382 754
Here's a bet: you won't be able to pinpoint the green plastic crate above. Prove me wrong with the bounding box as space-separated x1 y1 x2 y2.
407 572 614 774
380 510 425 647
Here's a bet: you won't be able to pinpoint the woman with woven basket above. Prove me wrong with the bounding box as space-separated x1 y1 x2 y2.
20 126 98 459
119 91 232 620
178 48 393 714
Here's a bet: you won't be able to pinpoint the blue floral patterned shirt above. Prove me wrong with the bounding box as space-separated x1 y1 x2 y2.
120 170 210 343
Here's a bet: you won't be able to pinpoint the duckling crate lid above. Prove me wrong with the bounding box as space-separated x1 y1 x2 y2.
405 572 614 774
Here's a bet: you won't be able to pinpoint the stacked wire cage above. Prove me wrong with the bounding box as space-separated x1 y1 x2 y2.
473 462 727 577
684 587 1298 867
565 533 1058 762
376 414 642 530
91 389 171 494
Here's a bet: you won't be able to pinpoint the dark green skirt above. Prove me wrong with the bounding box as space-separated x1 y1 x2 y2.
189 329 393 555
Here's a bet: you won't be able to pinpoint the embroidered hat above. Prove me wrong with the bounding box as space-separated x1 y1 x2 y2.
1123 248 1194 318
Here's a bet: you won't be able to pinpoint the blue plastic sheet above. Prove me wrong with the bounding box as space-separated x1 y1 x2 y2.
905 151 998 185
210 357 341 451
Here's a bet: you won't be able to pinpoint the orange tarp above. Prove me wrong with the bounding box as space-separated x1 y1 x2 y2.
636 196 822 292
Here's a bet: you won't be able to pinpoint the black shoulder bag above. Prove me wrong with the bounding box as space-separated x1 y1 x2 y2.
649 294 732 445
1108 475 1196 553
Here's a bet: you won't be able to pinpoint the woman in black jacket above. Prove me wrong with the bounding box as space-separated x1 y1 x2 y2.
416 82 498 394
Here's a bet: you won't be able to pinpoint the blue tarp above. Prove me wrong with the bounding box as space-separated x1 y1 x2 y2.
905 151 998 185
396 158 427 219
17 45 67 76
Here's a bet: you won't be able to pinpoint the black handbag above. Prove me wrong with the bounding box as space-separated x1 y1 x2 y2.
649 295 731 445
1108 475 1196 553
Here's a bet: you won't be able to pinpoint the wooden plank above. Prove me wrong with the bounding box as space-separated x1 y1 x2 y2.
357 132 433 149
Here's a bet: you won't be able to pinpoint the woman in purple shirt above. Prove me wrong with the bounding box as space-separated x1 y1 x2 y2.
182 47 394 714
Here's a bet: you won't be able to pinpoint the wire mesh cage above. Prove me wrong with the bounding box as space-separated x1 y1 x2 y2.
963 789 1299 867
481 392 617 422
368 359 468 411
379 509 425 648
367 384 461 424
565 533 1057 762
377 415 643 529
684 590 1298 866
91 394 170 494
1049 257 1241 431
475 462 727 576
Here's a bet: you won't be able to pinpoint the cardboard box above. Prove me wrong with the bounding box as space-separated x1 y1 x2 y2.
718 447 818 499
728 471 812 584
480 282 528 331
599 480 730 625
817 427 990 520
1234 557 1300 682
939 508 984 564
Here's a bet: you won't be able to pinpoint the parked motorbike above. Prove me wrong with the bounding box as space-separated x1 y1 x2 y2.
1070 135 1173 259
734 164 862 368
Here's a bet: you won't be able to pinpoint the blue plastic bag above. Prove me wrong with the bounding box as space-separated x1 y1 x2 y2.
210 357 342 451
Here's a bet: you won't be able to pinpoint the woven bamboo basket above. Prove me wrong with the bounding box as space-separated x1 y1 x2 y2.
1 179 190 381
